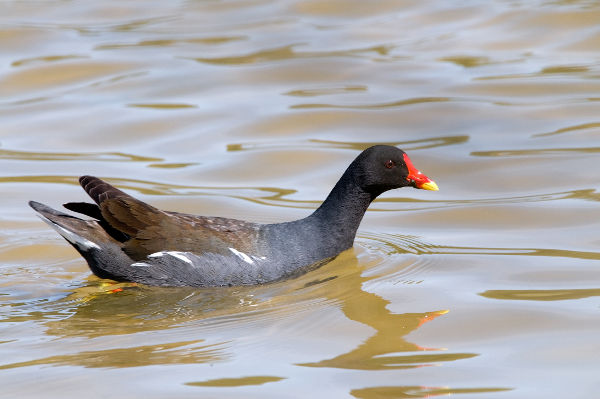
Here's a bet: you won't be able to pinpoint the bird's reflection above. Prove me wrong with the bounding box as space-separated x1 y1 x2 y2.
295 250 475 370
2 246 471 371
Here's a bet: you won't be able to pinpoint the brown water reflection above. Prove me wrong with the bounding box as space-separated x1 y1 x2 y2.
12 55 88 68
533 122 600 137
299 307 471 370
295 252 471 371
193 44 396 65
0 149 161 162
1 247 459 374
290 97 452 110
472 147 600 156
480 288 600 301
95 36 246 50
227 135 469 152
0 339 223 370
351 385 512 398
1 282 256 337
187 375 285 387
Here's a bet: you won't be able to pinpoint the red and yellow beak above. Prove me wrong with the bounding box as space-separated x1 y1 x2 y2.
403 153 439 191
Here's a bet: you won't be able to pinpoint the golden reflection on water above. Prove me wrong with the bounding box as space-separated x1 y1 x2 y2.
11 55 88 68
290 97 452 110
0 149 161 162
298 307 464 370
291 249 463 371
351 386 512 398
0 240 462 375
128 103 197 109
533 122 600 137
193 44 396 66
0 340 223 370
227 136 470 152
187 375 285 387
95 36 246 50
471 147 600 156
480 288 600 301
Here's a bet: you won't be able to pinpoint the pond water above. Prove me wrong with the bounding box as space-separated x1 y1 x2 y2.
1 1 599 398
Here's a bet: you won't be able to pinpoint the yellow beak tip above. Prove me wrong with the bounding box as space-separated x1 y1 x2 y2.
420 181 439 191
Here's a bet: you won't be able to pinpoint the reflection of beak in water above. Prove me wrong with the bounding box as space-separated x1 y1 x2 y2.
297 250 474 370
298 308 459 370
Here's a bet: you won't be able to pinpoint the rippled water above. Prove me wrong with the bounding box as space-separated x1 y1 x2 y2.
1 1 599 398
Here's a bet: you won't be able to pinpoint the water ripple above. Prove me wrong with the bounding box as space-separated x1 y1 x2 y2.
351 386 512 398
128 103 197 109
0 339 228 370
532 121 600 137
471 147 600 156
355 233 440 284
11 54 88 67
290 96 451 110
475 64 593 81
227 135 469 152
284 85 367 97
480 288 600 301
95 36 245 50
3 175 598 211
186 375 285 387
361 232 600 261
0 149 161 163
193 43 397 65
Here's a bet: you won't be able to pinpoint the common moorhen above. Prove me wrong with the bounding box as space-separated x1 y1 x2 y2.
30 145 438 287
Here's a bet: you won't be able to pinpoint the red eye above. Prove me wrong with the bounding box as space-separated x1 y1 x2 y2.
385 160 395 169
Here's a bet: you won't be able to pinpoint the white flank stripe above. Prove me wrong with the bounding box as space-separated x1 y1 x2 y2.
166 251 193 264
37 215 101 251
148 251 193 265
229 248 254 264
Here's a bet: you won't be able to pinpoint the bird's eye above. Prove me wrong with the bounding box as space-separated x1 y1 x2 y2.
384 160 395 169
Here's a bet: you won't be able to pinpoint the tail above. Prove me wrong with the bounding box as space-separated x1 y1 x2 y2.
29 201 102 252
29 201 133 280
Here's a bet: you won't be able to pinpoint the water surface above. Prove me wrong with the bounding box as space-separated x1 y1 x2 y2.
1 1 599 398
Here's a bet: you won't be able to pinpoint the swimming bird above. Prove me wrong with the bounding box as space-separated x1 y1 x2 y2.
29 145 438 287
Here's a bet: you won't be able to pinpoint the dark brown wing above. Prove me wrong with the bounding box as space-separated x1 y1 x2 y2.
80 175 132 205
79 175 165 237
76 176 259 260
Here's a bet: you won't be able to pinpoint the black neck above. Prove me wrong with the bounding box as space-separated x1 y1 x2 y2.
308 170 373 249
261 166 375 269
